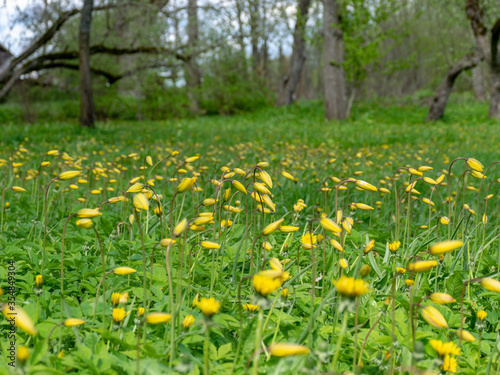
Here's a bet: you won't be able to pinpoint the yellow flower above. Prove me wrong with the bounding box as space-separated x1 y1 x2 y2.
355 180 378 192
57 350 64 359
18 346 29 364
160 238 176 247
333 276 369 298
281 288 289 299
243 304 260 313
388 241 401 252
429 240 463 255
112 308 128 323
77 208 102 218
330 239 343 252
456 329 475 342
232 180 247 195
173 218 188 237
405 279 414 287
360 264 371 277
146 312 171 324
111 292 122 306
339 258 348 269
301 233 317 249
421 305 448 329
198 297 221 317
364 239 375 254
259 170 273 188
59 171 81 180
127 183 144 193
12 186 26 193
138 307 145 316
466 158 484 172
262 218 284 236
198 241 219 250
269 343 310 357
133 193 149 211
113 267 137 275
280 226 299 233
396 267 406 274
477 310 487 321
253 270 285 296
269 257 284 272
481 278 500 292
282 171 295 180
203 198 216 206
430 339 461 356
76 218 93 229
35 275 43 288
192 293 199 308
430 292 456 304
182 315 195 329
441 354 458 373
319 217 341 233
408 260 438 273
64 318 86 327
177 177 197 193
2 304 37 335
440 217 450 225
354 202 374 210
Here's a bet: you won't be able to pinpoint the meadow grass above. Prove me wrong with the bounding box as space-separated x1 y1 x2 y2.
1 97 500 374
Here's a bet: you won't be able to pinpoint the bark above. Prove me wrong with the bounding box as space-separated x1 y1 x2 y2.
472 64 487 101
79 0 95 128
426 53 482 121
489 19 500 118
249 0 261 74
185 0 200 115
276 0 312 106
323 0 347 121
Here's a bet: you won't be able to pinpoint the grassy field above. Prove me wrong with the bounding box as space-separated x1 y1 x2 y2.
1 98 500 374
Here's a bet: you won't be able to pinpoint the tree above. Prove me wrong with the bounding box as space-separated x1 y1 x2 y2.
427 0 500 120
185 0 201 115
323 0 347 120
79 0 95 128
276 0 312 106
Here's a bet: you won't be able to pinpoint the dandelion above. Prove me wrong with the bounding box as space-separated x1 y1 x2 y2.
333 276 369 298
112 308 128 323
198 297 221 317
18 346 29 364
243 304 260 313
253 270 285 296
477 310 487 321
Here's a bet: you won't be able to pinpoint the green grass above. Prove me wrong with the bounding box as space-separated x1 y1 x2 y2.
1 97 500 374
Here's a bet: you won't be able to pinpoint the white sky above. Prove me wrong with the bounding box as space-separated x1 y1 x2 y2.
0 0 33 55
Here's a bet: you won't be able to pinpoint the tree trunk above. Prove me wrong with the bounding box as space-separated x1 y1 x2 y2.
185 0 200 115
472 64 487 101
249 0 261 74
488 19 500 118
426 53 482 121
79 0 95 128
276 0 312 106
323 0 347 121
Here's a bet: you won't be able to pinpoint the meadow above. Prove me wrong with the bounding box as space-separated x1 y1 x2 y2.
1 98 500 375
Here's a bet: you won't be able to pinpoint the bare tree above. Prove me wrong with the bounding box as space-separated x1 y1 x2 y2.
323 0 347 120
79 0 95 128
276 0 312 106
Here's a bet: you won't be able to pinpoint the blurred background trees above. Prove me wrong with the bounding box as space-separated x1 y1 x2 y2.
0 0 499 124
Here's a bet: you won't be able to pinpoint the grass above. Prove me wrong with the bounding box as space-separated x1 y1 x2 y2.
1 97 500 374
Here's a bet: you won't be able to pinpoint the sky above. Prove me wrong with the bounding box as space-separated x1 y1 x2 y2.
0 0 33 55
